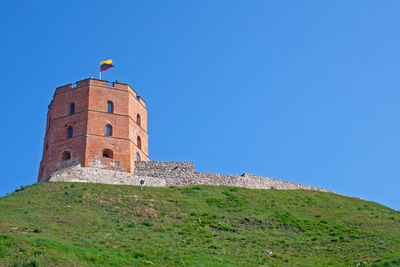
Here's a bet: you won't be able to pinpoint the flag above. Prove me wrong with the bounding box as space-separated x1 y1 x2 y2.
100 59 115 72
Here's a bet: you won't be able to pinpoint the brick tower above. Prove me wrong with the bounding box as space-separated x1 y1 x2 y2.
38 78 149 182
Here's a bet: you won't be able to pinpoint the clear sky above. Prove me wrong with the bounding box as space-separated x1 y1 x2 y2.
1 1 399 210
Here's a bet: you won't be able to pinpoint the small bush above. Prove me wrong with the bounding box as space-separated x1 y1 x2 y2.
14 186 27 193
132 251 145 258
0 246 7 257
215 223 238 232
32 228 42 233
15 258 42 267
84 252 100 262
208 244 222 249
33 250 43 256
206 192 247 209
126 223 135 228
182 186 202 194
142 220 154 227
368 257 400 266
29 258 42 267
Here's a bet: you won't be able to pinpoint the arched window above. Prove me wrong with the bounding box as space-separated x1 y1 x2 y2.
137 136 142 149
137 114 141 127
136 152 140 161
67 127 73 138
61 151 71 161
107 101 113 113
102 149 113 159
105 124 112 136
70 103 75 115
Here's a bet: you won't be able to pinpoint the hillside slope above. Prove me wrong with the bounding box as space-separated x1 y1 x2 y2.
0 182 399 266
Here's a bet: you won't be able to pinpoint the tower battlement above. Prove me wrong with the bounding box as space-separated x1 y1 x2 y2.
38 78 150 182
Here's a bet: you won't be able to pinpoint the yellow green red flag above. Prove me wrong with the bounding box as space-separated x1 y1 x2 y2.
100 59 115 72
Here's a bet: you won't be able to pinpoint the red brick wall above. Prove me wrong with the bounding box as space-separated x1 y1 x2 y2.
38 78 149 182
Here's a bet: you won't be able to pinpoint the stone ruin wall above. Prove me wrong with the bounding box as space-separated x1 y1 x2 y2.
49 164 166 186
48 161 330 192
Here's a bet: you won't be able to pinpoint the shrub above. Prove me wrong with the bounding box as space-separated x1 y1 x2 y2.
14 186 27 193
208 244 222 249
0 246 7 257
32 227 42 233
132 251 145 258
367 258 400 267
126 223 135 228
142 220 154 227
15 258 42 267
84 252 100 262
28 259 42 267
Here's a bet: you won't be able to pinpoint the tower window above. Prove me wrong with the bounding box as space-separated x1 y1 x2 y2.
107 101 113 113
70 103 75 114
137 114 141 127
136 152 140 161
102 149 113 159
105 124 112 136
67 127 73 138
137 136 142 149
61 151 71 161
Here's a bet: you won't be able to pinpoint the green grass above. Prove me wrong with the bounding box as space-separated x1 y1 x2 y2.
0 182 399 266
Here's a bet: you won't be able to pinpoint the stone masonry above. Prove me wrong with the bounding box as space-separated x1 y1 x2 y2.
48 161 330 192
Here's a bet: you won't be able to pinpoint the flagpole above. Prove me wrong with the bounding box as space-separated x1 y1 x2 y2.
99 70 101 80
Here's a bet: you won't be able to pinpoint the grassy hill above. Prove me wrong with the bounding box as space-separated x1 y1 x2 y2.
0 182 399 266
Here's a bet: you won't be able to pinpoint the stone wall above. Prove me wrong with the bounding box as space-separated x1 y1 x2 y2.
49 164 166 186
89 158 126 172
134 161 195 178
48 161 330 192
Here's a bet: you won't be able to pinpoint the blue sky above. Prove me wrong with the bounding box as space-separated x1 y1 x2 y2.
1 1 399 210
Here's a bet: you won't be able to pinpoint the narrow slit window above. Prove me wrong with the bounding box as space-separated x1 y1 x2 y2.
107 101 113 113
136 152 140 161
137 114 141 127
106 125 112 136
137 136 141 149
70 103 75 114
67 127 73 138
